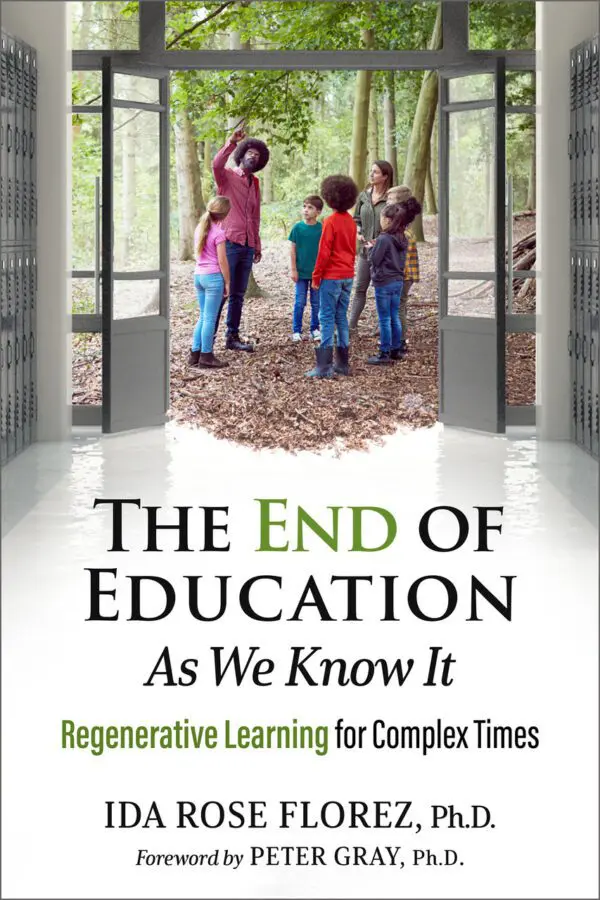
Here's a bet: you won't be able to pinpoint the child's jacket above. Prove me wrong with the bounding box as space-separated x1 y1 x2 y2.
369 231 408 286
311 211 357 287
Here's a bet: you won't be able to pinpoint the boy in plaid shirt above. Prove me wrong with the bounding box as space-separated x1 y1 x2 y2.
387 185 420 354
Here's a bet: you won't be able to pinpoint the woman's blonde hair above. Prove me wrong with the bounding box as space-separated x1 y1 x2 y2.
387 185 412 204
195 196 231 258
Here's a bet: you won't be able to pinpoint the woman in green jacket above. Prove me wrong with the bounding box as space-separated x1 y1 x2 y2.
349 160 394 330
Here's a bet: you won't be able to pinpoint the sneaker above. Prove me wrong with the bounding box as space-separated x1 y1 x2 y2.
292 332 302 343
311 329 321 342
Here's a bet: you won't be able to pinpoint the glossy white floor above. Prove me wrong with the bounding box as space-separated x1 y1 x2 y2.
1 422 599 899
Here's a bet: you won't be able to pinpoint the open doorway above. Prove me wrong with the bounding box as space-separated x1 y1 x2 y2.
69 0 536 450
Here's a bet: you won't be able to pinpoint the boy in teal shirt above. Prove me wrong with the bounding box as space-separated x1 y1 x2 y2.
289 194 324 342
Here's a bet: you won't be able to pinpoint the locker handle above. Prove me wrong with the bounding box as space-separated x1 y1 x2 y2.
582 335 588 361
29 133 34 158
583 129 588 154
6 341 12 367
22 334 27 360
14 127 19 153
568 135 574 157
0 346 3 369
568 331 574 355
29 332 35 356
6 124 11 151
592 127 596 152
0 123 3 148
15 337 19 364
22 131 27 155
591 339 597 364
575 335 581 357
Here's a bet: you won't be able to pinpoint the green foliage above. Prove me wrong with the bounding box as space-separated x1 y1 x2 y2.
469 1 535 50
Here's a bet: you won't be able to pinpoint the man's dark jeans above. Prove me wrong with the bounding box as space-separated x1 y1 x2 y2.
222 240 255 336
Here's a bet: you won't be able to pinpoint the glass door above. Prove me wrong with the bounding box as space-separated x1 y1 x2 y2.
438 59 506 432
101 58 169 433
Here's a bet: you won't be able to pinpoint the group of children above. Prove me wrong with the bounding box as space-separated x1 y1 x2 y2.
189 173 421 377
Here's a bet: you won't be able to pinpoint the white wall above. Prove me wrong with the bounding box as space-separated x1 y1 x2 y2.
537 1 599 439
1 0 70 442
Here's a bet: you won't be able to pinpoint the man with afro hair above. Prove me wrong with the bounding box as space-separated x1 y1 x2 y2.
307 174 359 378
213 125 270 352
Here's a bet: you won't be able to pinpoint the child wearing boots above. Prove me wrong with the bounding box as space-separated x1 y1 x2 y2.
386 185 420 355
307 175 359 378
289 194 324 343
367 197 422 365
188 196 231 370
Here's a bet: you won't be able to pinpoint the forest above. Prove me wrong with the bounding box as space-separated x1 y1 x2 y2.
71 1 537 452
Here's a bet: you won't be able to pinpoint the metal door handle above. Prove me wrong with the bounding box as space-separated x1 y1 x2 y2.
22 334 27 359
15 127 19 153
591 339 596 364
15 337 19 363
569 135 574 157
0 346 3 369
575 335 582 356
22 132 27 155
29 332 35 356
29 133 34 158
568 331 574 355
592 127 596 152
583 129 588 154
582 335 588 361
6 125 11 151
7 341 12 367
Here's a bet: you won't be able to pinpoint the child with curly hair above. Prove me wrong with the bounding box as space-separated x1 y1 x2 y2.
367 197 422 366
307 174 359 378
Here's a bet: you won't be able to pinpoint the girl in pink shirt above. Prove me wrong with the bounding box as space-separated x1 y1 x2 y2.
189 196 231 369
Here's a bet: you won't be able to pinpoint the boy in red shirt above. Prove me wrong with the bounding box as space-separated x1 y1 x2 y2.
308 175 359 378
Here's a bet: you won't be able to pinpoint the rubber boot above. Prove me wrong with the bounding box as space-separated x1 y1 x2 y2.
226 332 254 352
333 345 350 376
188 349 200 366
367 349 393 365
198 352 229 369
306 345 334 378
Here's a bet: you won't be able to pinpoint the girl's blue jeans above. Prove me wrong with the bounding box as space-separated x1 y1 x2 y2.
293 279 320 333
319 278 353 349
192 273 225 353
374 280 403 353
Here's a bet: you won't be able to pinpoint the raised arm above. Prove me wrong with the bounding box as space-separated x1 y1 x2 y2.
213 127 245 192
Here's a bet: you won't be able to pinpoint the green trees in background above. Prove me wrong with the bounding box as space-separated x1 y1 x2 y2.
70 1 536 264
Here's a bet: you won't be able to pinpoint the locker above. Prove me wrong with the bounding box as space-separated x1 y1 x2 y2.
576 253 586 447
576 45 585 244
591 40 599 246
583 252 593 450
570 251 578 441
0 255 7 465
570 48 578 243
0 30 36 464
591 252 599 458
581 42 592 244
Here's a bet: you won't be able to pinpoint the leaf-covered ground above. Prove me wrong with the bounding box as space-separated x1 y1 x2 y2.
72 217 535 453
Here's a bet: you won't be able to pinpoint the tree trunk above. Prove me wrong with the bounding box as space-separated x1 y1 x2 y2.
349 30 374 189
120 114 136 267
402 4 442 241
383 71 398 182
368 80 379 163
246 269 265 297
526 127 536 210
425 150 437 214
174 106 205 261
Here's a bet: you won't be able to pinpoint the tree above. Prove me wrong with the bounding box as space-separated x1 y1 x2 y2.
403 3 442 241
174 105 205 260
368 80 379 164
383 72 398 182
349 29 374 189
